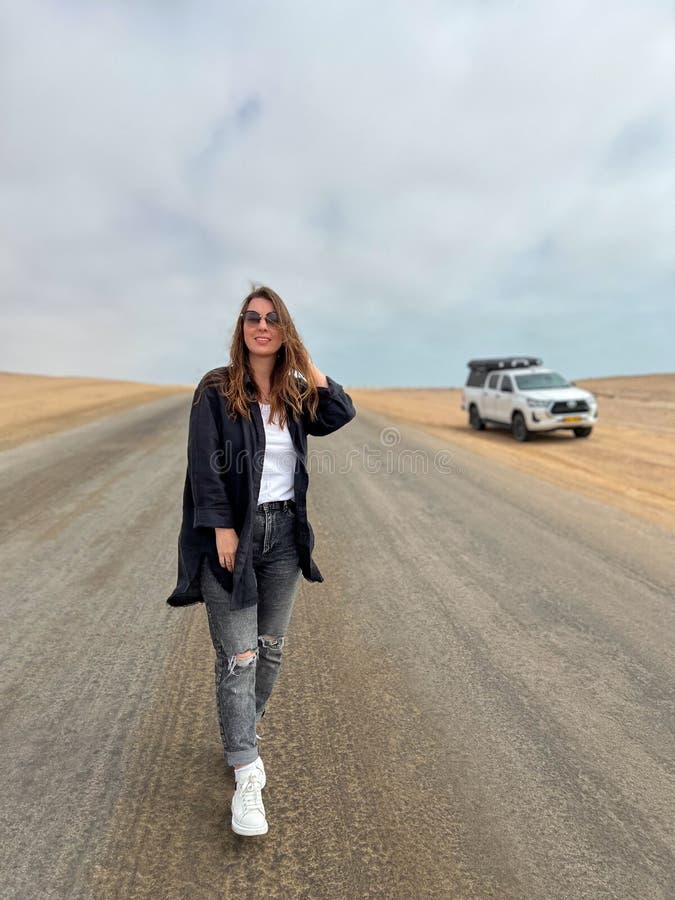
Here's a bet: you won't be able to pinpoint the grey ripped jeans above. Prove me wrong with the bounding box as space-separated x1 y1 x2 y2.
200 502 302 767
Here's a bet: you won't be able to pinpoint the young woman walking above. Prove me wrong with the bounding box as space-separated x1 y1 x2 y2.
166 286 356 836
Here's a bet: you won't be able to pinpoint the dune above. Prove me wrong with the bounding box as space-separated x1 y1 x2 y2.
0 371 191 451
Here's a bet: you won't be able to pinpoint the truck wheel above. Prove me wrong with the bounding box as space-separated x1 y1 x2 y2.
512 412 530 442
573 427 593 438
469 405 485 431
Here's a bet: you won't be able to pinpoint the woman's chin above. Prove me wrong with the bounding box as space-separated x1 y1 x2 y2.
247 344 280 358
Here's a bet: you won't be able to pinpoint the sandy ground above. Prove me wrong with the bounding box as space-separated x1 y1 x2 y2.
349 374 675 533
0 371 191 451
2 370 673 531
1 395 673 898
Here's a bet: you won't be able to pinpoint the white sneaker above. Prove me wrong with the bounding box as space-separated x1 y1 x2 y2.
254 755 266 789
234 755 266 789
231 772 268 836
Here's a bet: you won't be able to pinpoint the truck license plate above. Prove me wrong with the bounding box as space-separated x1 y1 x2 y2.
563 416 582 422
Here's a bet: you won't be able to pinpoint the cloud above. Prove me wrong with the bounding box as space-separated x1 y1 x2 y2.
1 0 673 385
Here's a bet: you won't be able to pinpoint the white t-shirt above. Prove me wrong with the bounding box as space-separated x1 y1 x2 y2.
257 402 297 503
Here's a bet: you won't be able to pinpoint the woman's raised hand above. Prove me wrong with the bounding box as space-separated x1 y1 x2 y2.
307 357 329 388
215 527 239 571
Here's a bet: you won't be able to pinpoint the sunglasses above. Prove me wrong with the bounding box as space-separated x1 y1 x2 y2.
241 310 281 327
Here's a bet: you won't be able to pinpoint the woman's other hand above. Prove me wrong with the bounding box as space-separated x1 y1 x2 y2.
307 357 329 388
215 527 239 571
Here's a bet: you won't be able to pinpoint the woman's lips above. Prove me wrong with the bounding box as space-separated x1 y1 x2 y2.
255 337 271 344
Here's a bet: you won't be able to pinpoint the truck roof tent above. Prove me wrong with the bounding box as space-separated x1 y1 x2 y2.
467 356 543 372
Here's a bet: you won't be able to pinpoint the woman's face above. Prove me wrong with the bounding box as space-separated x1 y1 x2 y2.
242 295 284 360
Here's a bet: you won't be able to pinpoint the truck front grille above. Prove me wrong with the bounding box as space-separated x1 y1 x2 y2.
550 399 590 414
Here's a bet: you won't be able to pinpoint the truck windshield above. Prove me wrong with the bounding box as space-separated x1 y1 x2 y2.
515 372 570 390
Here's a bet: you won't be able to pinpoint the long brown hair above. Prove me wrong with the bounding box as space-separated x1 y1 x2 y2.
194 285 320 428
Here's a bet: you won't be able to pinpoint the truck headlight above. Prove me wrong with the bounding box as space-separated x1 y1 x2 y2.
526 398 549 408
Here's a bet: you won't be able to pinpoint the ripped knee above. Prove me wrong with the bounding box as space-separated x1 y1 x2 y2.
225 646 258 678
258 634 285 651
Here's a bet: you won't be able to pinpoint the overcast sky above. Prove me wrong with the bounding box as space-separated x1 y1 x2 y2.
2 0 673 387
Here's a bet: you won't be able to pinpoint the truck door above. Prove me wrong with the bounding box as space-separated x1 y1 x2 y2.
493 374 514 423
483 372 500 419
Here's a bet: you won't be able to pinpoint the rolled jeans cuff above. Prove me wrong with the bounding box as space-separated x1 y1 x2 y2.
226 746 260 767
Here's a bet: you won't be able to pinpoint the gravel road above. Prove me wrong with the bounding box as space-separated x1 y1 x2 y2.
1 395 673 899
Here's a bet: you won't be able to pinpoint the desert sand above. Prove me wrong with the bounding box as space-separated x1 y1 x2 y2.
349 374 675 533
2 370 673 532
0 371 191 452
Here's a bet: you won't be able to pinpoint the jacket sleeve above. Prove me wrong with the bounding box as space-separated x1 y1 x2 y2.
303 374 356 437
188 386 235 529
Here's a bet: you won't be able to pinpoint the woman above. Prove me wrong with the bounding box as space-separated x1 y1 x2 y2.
166 285 356 837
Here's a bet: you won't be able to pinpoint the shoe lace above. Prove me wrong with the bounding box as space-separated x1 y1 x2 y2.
239 774 264 814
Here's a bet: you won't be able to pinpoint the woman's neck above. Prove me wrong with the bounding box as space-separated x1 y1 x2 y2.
248 356 275 402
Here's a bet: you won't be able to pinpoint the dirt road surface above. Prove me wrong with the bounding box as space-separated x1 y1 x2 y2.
1 395 673 899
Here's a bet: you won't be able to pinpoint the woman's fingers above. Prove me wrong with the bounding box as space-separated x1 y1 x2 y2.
215 533 238 570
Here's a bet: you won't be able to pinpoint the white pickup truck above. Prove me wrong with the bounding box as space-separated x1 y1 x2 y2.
461 357 598 441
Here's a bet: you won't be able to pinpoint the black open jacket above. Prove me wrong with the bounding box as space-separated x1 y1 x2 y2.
166 367 356 610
